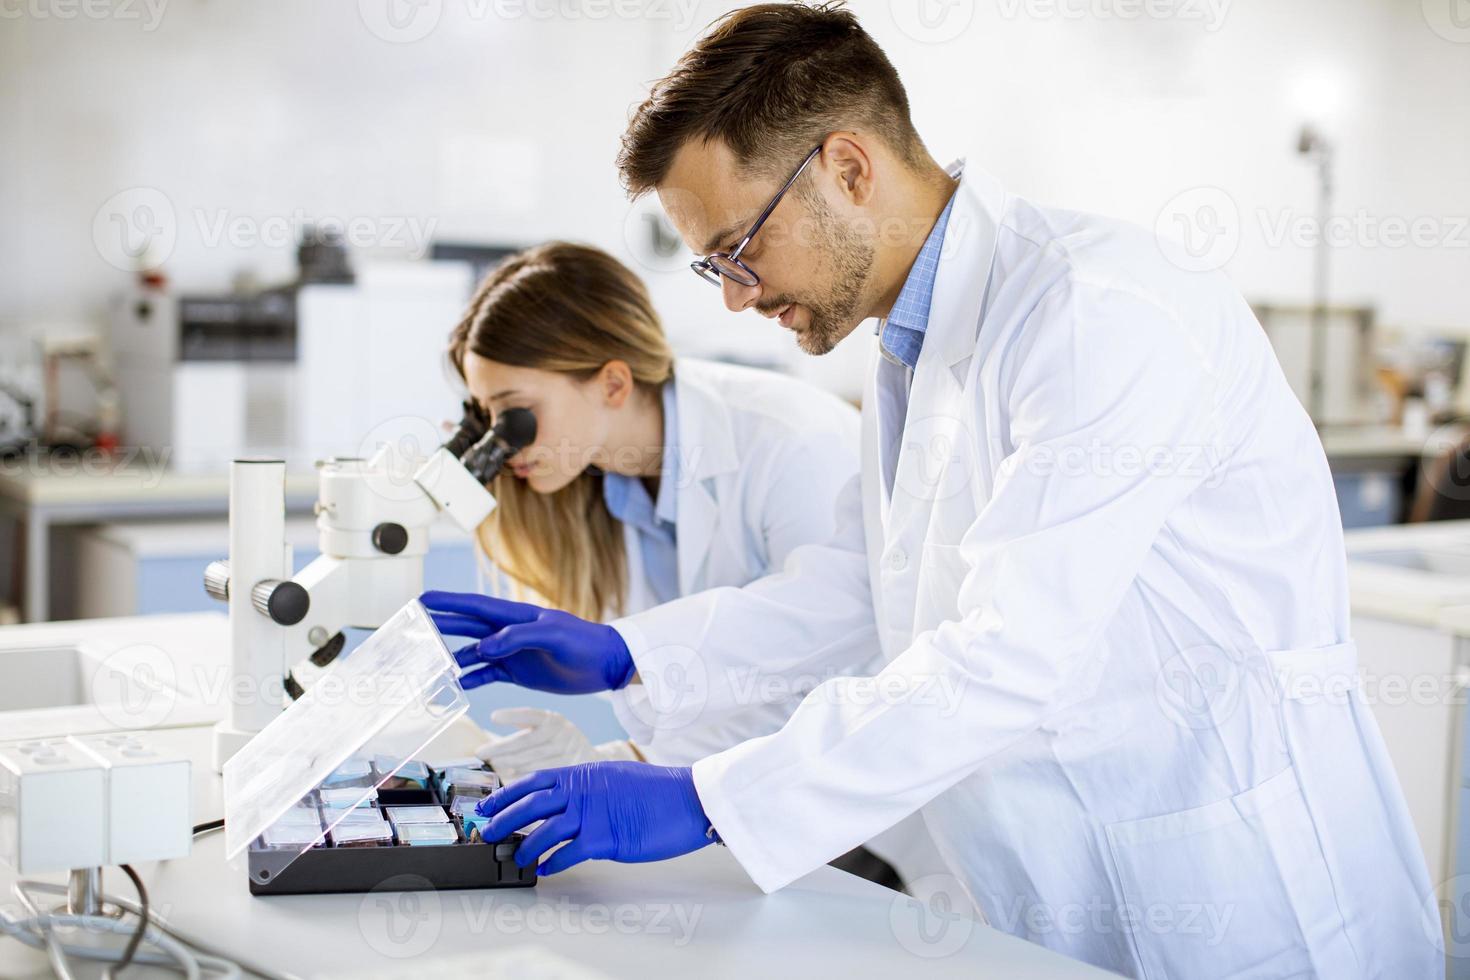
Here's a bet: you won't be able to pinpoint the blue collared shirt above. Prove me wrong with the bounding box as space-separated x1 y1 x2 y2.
602 379 680 606
877 191 957 371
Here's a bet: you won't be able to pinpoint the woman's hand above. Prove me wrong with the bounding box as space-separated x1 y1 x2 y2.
421 591 636 694
475 707 639 780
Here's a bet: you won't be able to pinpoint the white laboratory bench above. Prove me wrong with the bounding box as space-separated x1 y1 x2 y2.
0 613 1116 979
0 454 317 623
1320 423 1465 462
1347 521 1470 625
11 726 1119 980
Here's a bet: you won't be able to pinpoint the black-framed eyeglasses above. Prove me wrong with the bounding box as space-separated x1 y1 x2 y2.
690 143 823 288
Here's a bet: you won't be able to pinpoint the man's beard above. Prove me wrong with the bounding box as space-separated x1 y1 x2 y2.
758 192 876 356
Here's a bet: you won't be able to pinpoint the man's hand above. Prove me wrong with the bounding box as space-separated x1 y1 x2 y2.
474 761 715 875
422 591 635 694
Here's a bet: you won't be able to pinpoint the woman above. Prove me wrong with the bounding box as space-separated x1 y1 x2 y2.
445 241 863 772
441 241 947 888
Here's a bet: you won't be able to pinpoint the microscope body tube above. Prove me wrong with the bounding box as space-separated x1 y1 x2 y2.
277 456 436 665
222 460 291 741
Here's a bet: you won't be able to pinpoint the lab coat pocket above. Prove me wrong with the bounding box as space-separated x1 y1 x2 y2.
1105 765 1353 980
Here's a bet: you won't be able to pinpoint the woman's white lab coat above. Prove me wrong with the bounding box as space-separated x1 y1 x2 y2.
609 357 946 883
609 168 1439 978
616 356 868 763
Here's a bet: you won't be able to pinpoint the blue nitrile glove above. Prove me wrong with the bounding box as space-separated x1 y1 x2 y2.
420 591 635 694
474 761 716 875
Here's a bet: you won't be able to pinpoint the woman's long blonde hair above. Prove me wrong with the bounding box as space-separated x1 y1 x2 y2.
447 242 675 621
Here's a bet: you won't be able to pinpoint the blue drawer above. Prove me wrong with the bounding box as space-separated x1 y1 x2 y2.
1333 471 1401 529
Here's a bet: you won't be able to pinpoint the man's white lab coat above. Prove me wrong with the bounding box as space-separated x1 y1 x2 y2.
609 167 1439 978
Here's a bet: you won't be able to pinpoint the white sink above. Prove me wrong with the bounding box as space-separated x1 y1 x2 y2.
0 614 227 740
0 644 102 711
0 641 182 713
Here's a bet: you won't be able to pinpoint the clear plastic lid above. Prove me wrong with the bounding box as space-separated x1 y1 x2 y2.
223 599 467 882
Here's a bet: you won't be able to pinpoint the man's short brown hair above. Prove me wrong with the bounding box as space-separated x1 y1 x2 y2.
616 1 924 196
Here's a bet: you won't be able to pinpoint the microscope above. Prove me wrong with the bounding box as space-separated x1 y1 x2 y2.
203 403 535 770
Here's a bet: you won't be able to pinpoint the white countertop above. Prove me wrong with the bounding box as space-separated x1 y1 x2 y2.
1346 521 1470 628
0 666 1115 979
1320 423 1466 462
0 456 317 508
1436 605 1470 640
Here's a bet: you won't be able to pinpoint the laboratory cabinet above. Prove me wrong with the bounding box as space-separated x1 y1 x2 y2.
1351 614 1470 976
1346 521 1470 976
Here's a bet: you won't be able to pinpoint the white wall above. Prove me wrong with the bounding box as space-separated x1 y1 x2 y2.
0 0 663 324
2 0 1467 394
650 0 1470 339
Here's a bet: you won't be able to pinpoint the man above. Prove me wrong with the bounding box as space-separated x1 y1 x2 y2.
424 4 1438 976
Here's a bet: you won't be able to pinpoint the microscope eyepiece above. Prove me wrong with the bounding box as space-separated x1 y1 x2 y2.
442 399 492 459
462 406 537 483
492 407 537 453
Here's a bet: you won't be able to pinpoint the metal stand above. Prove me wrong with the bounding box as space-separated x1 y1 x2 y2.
1297 125 1335 427
66 866 102 916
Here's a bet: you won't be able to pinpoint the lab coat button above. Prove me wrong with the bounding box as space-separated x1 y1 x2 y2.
888 549 908 571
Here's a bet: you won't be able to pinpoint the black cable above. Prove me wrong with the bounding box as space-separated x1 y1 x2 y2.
117 864 148 973
192 818 225 836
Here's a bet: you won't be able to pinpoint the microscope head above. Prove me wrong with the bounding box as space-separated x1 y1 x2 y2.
441 398 491 460
411 404 537 533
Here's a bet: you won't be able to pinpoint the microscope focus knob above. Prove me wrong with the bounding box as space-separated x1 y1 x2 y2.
251 579 310 626
203 560 230 602
371 522 409 555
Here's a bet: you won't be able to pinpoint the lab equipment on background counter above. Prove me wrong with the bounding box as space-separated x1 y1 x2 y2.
1254 302 1376 427
201 398 535 770
223 598 534 896
109 254 474 472
0 329 119 459
1375 334 1468 430
109 272 297 469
